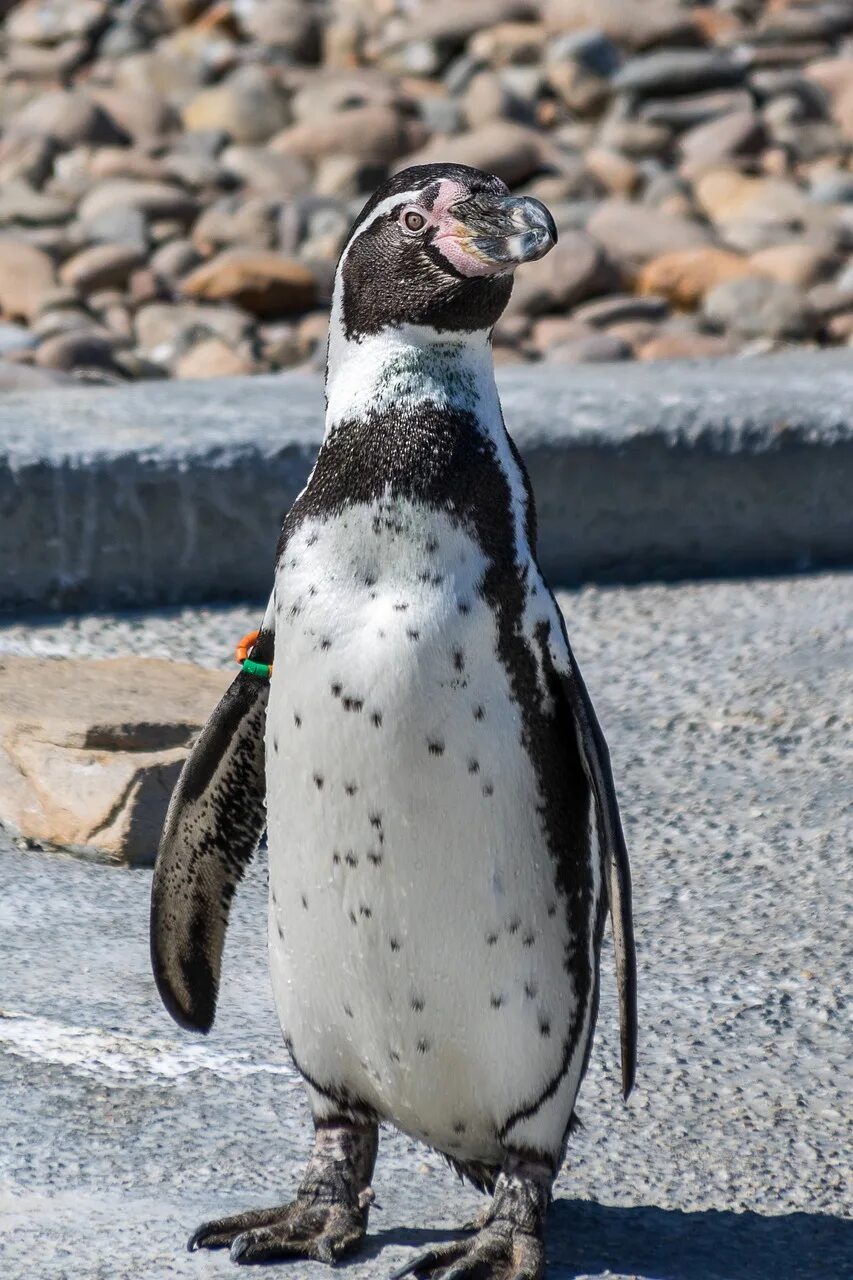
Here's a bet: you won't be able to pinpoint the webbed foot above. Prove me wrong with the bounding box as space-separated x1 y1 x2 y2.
391 1159 550 1280
390 1222 543 1279
191 1191 372 1264
190 1118 378 1267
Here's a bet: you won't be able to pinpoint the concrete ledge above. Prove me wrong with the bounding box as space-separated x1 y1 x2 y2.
1 350 851 611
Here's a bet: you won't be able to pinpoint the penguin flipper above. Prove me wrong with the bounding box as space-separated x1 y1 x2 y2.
558 646 638 1099
150 646 271 1034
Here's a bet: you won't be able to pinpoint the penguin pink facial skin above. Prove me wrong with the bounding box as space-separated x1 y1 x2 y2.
330 164 559 341
394 177 558 278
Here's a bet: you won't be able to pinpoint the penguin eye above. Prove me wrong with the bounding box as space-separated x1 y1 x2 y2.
401 209 427 233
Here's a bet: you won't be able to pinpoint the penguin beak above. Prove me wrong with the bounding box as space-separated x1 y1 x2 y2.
434 194 558 276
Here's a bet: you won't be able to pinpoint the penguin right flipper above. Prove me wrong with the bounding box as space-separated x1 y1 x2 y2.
558 641 638 1100
150 625 273 1034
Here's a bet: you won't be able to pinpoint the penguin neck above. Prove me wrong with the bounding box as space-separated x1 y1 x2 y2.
323 322 502 442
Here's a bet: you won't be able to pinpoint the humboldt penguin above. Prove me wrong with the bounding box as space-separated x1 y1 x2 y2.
151 163 637 1278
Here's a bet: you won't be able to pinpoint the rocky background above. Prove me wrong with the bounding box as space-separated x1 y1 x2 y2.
0 0 850 385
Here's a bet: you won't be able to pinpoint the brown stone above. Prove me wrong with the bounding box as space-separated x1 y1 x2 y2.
87 149 167 183
134 301 253 356
182 66 291 144
88 88 178 142
805 57 853 104
272 106 427 166
401 121 547 188
5 0 108 44
637 331 739 360
6 91 127 149
191 197 278 255
546 60 609 117
175 337 256 379
59 244 145 294
587 200 712 272
468 22 547 67
748 242 836 289
180 249 316 317
4 36 88 81
836 84 853 139
584 147 640 196
693 169 814 225
382 1 538 49
0 656 230 865
0 238 56 323
541 0 699 50
530 316 594 354
636 247 753 309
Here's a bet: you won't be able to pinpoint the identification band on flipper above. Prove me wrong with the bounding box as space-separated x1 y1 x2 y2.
234 629 272 680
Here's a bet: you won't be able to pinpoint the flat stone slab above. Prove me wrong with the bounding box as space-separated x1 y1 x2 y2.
0 656 229 863
1 350 852 611
1 574 850 1278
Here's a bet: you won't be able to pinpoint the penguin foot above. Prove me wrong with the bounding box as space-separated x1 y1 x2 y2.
189 1117 378 1266
391 1158 550 1280
389 1221 544 1279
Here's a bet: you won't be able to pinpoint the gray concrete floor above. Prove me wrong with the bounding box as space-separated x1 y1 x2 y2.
1 574 851 1279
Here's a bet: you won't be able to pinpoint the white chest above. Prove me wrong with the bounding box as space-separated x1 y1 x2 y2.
263 497 578 1159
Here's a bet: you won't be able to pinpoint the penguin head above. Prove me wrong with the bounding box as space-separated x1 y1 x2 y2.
331 164 557 342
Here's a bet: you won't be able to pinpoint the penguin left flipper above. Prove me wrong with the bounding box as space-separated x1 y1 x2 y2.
150 625 273 1033
557 637 638 1100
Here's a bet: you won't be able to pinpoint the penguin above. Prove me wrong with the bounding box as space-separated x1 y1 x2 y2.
151 163 637 1279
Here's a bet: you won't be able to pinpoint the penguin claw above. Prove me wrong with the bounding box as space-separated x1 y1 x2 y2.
390 1242 468 1278
389 1227 544 1279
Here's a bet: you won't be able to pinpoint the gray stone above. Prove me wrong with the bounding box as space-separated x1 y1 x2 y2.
0 181 73 226
545 332 633 362
587 199 711 269
78 206 150 254
0 133 56 188
397 121 547 187
134 302 253 359
0 360 71 389
0 352 850 610
678 110 767 168
0 322 35 356
613 50 747 99
181 66 292 145
641 89 754 130
6 90 128 149
504 230 616 317
571 294 669 327
59 244 145 294
5 0 108 44
77 180 198 227
809 171 853 204
219 146 313 196
703 277 819 341
34 331 125 375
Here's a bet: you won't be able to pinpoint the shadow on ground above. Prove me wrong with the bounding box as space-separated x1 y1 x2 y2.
547 1199 852 1280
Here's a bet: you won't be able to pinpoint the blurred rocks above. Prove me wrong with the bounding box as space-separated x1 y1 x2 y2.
0 0 848 377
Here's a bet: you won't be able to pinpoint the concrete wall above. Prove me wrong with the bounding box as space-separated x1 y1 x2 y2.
1 350 851 612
